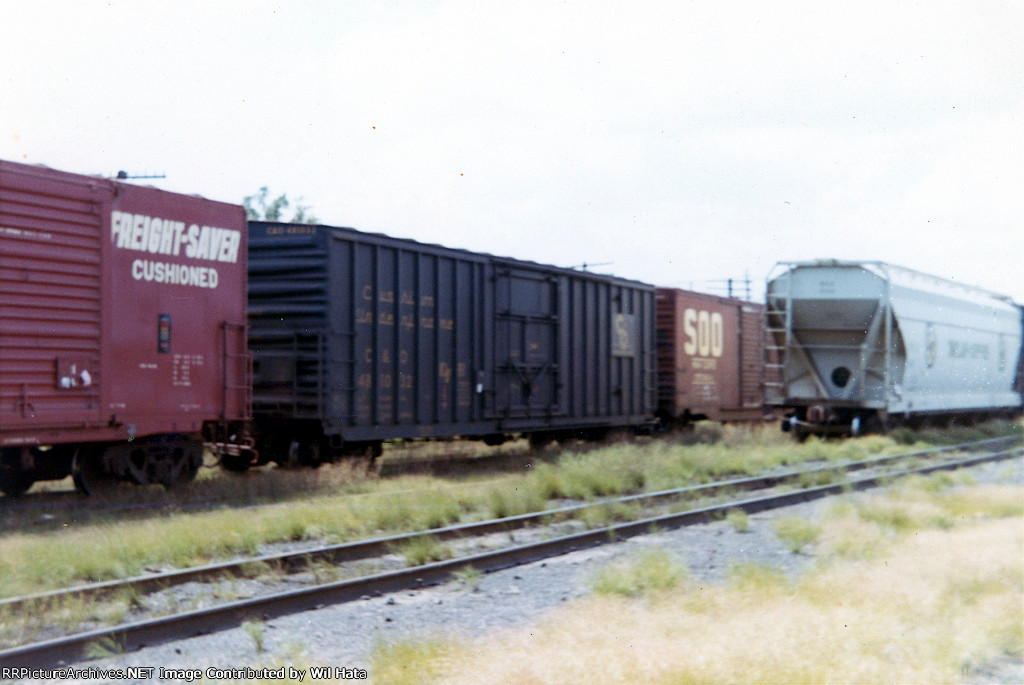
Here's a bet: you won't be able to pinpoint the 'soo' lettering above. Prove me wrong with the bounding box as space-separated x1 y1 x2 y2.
682 309 724 358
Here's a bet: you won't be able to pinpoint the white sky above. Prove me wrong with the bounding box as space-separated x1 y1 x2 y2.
4 1 1022 302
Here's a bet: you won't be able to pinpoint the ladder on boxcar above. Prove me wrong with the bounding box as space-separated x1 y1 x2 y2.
221 321 253 421
763 276 790 407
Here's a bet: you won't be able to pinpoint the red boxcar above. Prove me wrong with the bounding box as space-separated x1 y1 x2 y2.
655 287 768 424
0 160 250 495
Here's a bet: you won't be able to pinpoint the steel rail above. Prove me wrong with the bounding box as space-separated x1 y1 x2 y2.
1 445 1019 670
0 435 1017 617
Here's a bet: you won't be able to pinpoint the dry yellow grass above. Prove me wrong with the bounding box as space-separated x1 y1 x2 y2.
376 485 1023 684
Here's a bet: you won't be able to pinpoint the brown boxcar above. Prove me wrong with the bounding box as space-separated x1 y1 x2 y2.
655 287 767 423
0 160 249 495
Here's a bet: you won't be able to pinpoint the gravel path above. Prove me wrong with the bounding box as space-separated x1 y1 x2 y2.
18 455 1024 684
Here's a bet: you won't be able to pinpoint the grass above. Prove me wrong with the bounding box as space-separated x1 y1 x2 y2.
889 418 1024 446
452 565 483 591
821 472 1024 561
0 480 479 598
367 480 1024 683
242 618 266 653
771 516 823 553
726 561 790 594
577 500 641 528
589 549 688 597
83 635 124 660
795 465 847 489
369 636 452 685
0 419 1019 600
0 589 139 649
725 508 750 533
397 536 453 566
486 485 547 519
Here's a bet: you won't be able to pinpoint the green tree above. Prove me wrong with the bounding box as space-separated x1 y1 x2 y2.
243 187 318 224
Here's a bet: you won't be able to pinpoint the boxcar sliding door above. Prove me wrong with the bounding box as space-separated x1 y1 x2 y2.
491 266 562 419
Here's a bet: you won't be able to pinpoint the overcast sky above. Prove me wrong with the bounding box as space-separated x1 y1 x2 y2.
4 1 1022 302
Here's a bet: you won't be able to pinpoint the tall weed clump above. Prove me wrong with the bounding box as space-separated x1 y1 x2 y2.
397 536 453 566
360 486 469 534
772 516 822 554
486 484 546 519
530 445 648 500
589 549 688 597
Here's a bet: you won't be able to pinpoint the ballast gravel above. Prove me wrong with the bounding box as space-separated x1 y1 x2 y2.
25 455 1024 684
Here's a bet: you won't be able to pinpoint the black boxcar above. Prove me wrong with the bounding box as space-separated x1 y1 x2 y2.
247 222 655 464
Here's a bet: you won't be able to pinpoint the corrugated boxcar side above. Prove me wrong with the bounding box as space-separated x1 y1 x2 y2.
0 160 249 448
330 226 488 437
0 162 107 439
247 223 329 422
248 222 655 452
491 258 654 431
558 268 653 426
655 287 766 422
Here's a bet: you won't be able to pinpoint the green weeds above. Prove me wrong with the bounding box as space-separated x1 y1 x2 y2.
590 549 688 597
725 508 751 533
84 636 124 660
452 565 483 591
727 561 789 593
369 636 453 685
486 485 546 519
242 618 266 653
772 516 822 554
578 501 641 528
397 536 453 567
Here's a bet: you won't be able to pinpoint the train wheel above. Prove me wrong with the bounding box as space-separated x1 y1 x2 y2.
220 451 254 473
280 438 325 468
73 436 203 494
166 443 203 486
528 432 553 449
578 427 610 442
863 414 890 435
482 434 508 447
303 439 327 469
72 447 121 497
0 470 35 498
0 448 35 497
135 435 203 487
341 441 383 459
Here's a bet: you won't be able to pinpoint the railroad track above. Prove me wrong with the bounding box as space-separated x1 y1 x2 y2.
1 435 1020 669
